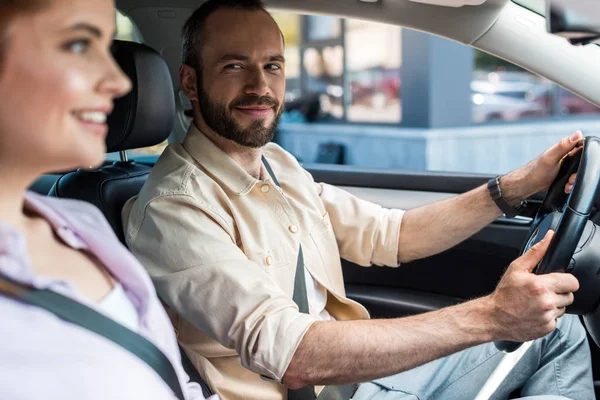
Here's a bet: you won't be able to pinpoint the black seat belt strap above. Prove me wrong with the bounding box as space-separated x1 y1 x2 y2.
263 155 281 187
288 245 320 400
0 275 185 400
262 156 358 400
179 345 213 397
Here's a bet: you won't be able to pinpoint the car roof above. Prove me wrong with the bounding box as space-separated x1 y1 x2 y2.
117 0 506 46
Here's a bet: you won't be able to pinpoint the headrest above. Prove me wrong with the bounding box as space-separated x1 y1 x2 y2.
106 40 175 153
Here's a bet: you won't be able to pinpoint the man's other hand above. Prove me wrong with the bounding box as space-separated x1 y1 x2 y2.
486 230 580 342
500 131 582 205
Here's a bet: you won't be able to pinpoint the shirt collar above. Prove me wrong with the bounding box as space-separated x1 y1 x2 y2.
182 123 270 195
24 192 69 231
0 193 153 321
0 192 85 289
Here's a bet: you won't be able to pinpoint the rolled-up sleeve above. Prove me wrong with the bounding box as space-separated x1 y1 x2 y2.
317 183 405 267
127 194 318 382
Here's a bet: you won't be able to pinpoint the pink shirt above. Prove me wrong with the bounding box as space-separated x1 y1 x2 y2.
0 192 215 400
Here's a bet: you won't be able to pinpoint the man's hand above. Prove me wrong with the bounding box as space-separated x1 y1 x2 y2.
486 231 580 342
501 131 583 206
397 131 583 264
286 230 579 387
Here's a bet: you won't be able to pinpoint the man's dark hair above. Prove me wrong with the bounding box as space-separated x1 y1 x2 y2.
181 0 269 68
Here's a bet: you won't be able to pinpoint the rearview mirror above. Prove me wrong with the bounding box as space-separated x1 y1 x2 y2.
547 0 600 45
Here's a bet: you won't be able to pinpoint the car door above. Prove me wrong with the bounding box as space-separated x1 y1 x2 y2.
306 164 530 317
305 164 600 394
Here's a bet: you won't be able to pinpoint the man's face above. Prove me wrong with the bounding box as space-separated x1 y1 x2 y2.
194 8 285 148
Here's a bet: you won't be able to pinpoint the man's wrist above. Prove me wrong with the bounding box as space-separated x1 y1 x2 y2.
474 295 504 342
452 297 498 344
497 171 529 207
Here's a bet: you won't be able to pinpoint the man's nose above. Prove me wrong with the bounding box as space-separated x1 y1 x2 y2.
244 68 270 97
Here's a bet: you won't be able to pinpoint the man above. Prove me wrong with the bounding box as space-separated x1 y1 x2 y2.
122 1 592 399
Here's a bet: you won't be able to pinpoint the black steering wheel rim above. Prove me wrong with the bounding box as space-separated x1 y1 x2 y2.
522 136 600 315
527 138 592 278
496 136 600 352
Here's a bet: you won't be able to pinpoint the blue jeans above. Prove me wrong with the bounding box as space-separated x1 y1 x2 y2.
353 315 593 400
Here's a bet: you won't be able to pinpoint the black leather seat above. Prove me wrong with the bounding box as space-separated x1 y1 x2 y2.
49 40 213 397
49 40 175 243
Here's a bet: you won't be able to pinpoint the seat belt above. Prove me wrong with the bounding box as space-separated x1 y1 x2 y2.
262 156 358 400
179 345 214 398
288 246 318 400
0 274 185 400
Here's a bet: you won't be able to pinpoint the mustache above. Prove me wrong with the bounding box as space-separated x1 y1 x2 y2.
230 95 279 109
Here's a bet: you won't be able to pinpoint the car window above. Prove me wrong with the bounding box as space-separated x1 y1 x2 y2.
271 11 600 175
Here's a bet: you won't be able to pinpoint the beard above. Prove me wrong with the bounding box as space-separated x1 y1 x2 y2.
197 87 283 149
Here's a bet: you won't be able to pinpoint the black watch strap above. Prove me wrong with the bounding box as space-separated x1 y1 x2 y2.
487 176 525 218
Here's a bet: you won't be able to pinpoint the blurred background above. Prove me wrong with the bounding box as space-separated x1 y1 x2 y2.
116 1 600 175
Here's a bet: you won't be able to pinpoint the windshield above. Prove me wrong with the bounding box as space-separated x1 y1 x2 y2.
513 0 600 46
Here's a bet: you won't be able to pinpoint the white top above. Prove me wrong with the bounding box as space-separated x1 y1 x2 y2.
0 192 211 400
304 268 334 321
98 282 141 332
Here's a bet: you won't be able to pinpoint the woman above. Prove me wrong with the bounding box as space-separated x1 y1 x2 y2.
0 1 214 399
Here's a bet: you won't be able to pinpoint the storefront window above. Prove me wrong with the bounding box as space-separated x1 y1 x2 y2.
346 20 402 123
306 16 341 41
272 12 302 104
304 46 344 121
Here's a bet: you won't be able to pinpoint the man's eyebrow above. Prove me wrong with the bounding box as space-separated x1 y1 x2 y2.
268 55 286 63
218 53 250 63
63 23 103 38
217 54 286 63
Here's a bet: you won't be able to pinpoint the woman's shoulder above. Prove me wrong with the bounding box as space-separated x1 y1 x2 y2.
25 192 111 232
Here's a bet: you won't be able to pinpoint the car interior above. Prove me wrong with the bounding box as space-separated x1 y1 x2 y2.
26 0 600 397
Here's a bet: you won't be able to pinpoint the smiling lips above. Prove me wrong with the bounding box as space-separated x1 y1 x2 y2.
235 105 273 118
73 110 110 137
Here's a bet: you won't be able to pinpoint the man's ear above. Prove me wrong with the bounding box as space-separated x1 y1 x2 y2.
179 64 199 102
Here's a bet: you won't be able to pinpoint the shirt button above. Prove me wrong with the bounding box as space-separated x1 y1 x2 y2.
289 225 298 233
261 185 270 193
265 256 274 266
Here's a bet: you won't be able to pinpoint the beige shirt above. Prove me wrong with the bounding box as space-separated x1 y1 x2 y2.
122 124 405 400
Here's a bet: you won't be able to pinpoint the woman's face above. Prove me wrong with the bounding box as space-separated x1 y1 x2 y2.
0 0 131 175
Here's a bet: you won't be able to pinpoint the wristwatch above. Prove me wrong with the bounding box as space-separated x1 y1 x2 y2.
487 175 526 218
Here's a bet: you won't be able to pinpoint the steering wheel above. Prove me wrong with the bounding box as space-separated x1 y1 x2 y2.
496 136 600 352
